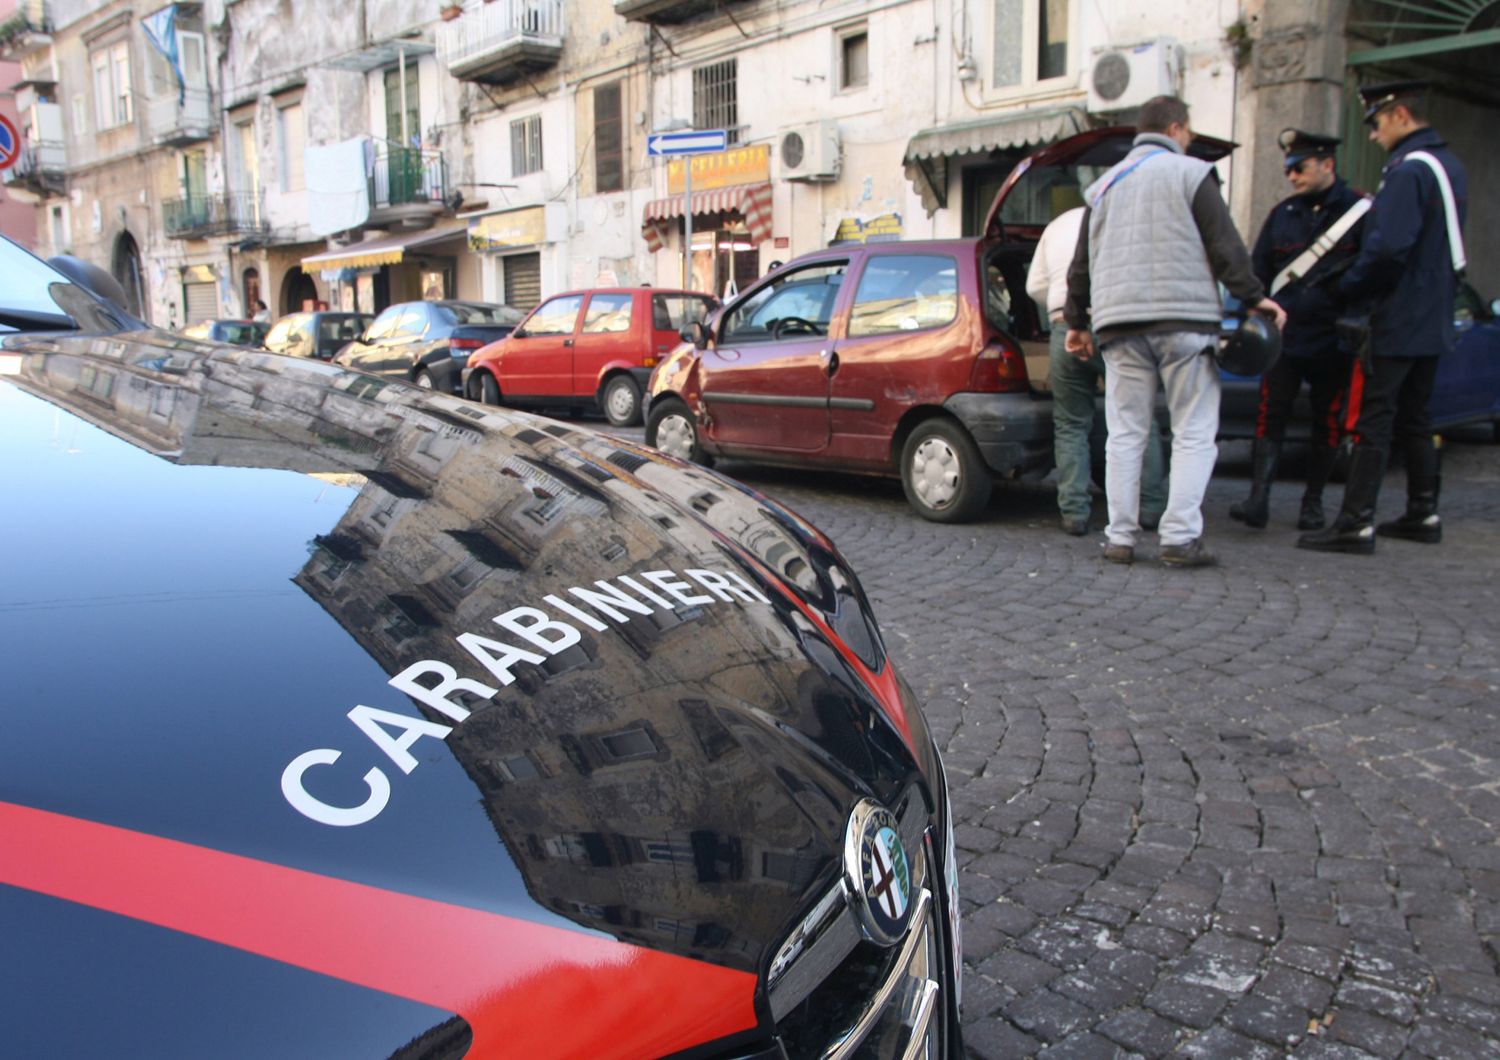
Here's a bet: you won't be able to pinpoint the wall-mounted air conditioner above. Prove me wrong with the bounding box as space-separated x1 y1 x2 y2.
1086 38 1182 114
779 120 840 182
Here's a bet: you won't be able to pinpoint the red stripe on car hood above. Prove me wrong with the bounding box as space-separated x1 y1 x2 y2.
0 800 759 1057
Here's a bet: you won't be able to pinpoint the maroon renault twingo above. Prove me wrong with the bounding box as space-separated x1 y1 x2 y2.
646 127 1235 523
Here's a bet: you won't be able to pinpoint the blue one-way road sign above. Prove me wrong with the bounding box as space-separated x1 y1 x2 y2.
646 129 728 157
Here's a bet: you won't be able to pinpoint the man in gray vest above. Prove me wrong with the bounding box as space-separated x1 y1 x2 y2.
1064 96 1285 567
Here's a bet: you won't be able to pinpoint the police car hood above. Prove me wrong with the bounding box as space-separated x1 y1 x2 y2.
0 334 933 1057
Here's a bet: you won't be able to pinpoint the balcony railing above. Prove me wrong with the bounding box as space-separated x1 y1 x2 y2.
613 0 740 22
0 140 66 195
147 87 216 147
0 0 52 62
435 0 563 84
163 192 268 239
369 146 449 210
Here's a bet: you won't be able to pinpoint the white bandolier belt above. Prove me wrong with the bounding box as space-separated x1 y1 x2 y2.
1270 197 1372 296
1406 151 1467 274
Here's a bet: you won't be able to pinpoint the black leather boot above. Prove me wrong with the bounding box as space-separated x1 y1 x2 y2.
1297 444 1336 531
1229 438 1280 529
1378 436 1442 543
1297 445 1386 554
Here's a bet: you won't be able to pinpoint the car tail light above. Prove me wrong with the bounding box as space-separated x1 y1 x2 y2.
449 337 484 352
968 339 1029 393
642 355 659 368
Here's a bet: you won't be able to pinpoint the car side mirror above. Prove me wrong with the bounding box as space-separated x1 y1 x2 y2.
682 321 710 348
47 255 131 312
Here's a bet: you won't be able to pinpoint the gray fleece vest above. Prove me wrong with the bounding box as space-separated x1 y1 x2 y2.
1084 135 1221 332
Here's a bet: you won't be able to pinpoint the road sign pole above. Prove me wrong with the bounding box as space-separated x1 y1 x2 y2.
683 159 693 291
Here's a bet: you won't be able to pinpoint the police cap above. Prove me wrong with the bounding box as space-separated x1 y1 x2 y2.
1278 128 1340 170
1359 80 1428 124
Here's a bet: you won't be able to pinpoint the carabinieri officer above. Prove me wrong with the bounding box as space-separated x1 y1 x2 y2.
1230 129 1367 532
1298 81 1468 555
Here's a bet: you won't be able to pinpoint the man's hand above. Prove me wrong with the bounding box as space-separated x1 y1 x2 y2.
1065 328 1094 360
1252 298 1287 331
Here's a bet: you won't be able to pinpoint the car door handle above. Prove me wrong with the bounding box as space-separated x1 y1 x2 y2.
826 352 839 376
563 339 574 347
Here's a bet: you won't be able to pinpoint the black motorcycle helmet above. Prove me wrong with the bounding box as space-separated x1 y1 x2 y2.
1218 312 1283 377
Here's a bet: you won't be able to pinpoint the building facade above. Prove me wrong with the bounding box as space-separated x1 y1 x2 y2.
3 0 1495 329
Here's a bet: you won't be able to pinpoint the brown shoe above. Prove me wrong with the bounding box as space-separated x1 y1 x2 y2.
1102 542 1134 564
1159 538 1216 568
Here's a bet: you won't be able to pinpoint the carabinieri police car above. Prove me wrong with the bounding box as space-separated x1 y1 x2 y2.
0 234 962 1059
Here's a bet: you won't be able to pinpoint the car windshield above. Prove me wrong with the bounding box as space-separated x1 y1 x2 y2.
216 322 268 346
439 303 524 325
0 237 88 333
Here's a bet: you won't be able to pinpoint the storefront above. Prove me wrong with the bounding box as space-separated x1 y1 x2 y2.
300 223 469 314
641 144 774 299
465 203 564 313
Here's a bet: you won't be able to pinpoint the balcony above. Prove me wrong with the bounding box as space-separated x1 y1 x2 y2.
613 0 743 23
368 146 449 228
435 0 563 85
147 87 215 147
0 1 52 62
1 140 66 196
162 192 268 240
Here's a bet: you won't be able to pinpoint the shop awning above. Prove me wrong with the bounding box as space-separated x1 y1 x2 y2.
300 223 467 272
902 106 1091 217
641 182 773 253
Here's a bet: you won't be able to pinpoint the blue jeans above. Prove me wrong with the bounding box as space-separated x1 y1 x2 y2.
1050 327 1168 522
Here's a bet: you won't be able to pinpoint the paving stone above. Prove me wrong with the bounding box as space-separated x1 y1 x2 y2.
1122 924 1193 960
1004 987 1094 1041
964 1017 1045 1060
1170 1026 1283 1058
1036 1031 1133 1059
1225 994 1313 1049
979 949 1064 993
1095 1007 1185 1055
1051 969 1140 1014
1144 979 1233 1029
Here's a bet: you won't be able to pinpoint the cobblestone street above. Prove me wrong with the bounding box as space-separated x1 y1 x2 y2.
705 434 1500 1059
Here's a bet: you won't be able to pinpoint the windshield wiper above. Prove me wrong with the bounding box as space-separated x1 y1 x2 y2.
0 309 78 332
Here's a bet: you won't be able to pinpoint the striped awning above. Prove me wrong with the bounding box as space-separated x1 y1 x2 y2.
300 223 467 273
641 182 773 253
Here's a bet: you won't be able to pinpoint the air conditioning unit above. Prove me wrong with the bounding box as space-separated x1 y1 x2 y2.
1086 38 1182 114
779 120 840 182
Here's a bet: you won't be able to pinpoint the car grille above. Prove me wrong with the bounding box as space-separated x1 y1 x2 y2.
767 791 947 1059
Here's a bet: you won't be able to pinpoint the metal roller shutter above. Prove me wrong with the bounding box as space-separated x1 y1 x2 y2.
184 282 218 323
503 253 541 312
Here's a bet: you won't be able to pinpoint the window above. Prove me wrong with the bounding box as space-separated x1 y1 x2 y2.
178 31 207 90
582 293 632 334
839 27 869 91
383 67 420 148
721 261 847 343
71 94 87 138
92 41 133 129
277 102 306 192
992 0 1069 90
594 82 623 193
364 305 405 342
49 206 66 253
653 294 714 331
693 59 739 145
511 114 543 177
599 726 657 761
523 295 583 336
232 119 259 197
848 255 958 337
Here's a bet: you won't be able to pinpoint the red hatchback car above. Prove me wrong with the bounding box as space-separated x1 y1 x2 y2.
646 127 1234 522
465 287 714 426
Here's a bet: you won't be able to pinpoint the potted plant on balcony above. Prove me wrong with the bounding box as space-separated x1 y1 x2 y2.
439 2 462 19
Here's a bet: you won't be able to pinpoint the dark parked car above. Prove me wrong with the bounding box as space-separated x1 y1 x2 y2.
1218 282 1500 441
334 300 524 393
646 127 1234 522
262 311 373 361
180 318 270 347
0 233 963 1058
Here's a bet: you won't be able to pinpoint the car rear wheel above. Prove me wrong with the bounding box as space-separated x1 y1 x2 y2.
602 375 643 427
900 418 991 523
478 372 501 406
646 397 711 466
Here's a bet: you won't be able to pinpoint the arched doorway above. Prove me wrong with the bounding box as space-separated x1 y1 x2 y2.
111 232 146 320
242 268 262 318
281 269 319 314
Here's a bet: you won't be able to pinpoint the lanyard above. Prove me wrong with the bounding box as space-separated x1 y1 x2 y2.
1088 149 1168 206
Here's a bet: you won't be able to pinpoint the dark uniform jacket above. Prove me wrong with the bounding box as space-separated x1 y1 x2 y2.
1251 178 1366 359
1337 127 1468 359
